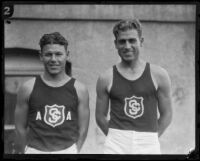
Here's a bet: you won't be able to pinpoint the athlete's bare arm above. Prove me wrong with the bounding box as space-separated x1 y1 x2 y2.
95 68 112 136
152 65 173 137
74 81 90 153
14 78 35 153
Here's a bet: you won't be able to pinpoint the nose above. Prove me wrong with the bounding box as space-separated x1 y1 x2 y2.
124 40 132 49
50 54 57 61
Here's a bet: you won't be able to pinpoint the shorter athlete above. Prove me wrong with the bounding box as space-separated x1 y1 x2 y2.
15 32 90 154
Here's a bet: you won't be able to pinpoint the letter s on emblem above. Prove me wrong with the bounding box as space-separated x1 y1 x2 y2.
124 95 144 119
44 104 65 127
48 108 61 123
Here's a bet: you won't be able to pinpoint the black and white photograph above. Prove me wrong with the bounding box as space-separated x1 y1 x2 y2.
3 2 198 158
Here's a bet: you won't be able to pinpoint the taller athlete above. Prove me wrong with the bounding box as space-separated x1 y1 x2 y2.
15 32 90 154
95 19 173 154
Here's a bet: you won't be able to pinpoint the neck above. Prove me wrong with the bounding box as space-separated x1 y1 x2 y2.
42 71 70 83
120 58 143 70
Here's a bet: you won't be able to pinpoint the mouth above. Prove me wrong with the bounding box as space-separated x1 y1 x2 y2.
123 51 134 56
48 64 60 69
122 49 134 53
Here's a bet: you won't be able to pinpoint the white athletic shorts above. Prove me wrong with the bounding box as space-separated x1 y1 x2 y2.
104 128 161 154
25 143 77 154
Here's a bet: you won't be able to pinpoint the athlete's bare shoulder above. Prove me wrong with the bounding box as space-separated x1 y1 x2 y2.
17 77 36 101
150 64 169 78
74 79 88 97
97 67 113 93
23 77 36 88
150 63 171 89
99 67 113 82
21 77 35 90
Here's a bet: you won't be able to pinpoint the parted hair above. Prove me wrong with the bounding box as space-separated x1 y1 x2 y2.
113 19 142 39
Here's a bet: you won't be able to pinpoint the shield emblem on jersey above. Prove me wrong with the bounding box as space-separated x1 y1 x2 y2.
124 95 144 119
44 104 65 128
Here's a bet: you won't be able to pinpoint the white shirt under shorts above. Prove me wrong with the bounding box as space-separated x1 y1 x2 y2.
103 128 161 154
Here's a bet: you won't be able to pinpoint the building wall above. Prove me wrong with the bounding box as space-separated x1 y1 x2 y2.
12 4 195 21
4 4 196 154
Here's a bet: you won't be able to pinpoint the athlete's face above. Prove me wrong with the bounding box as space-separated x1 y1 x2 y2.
40 44 69 75
115 29 143 63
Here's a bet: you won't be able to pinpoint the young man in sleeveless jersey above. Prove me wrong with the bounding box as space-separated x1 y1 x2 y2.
95 19 173 154
15 32 90 154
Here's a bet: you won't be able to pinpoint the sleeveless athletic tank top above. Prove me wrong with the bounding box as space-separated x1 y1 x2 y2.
27 76 79 151
109 62 158 132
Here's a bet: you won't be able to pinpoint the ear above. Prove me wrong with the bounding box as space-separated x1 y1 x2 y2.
66 50 69 57
39 50 43 61
114 40 117 49
140 37 144 47
65 50 70 61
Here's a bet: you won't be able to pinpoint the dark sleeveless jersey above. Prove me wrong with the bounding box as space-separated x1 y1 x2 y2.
27 76 79 151
109 63 158 132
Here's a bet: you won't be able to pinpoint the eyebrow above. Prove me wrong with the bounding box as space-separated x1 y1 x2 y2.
118 38 136 40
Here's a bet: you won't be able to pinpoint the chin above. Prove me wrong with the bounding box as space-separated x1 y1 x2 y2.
123 57 135 62
48 70 61 75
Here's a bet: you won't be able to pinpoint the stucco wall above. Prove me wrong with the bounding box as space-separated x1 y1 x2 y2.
4 4 196 154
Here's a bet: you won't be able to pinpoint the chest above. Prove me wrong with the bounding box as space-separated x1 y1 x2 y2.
29 85 78 112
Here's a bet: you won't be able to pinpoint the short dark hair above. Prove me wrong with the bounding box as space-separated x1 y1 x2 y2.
113 19 142 39
39 32 68 51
